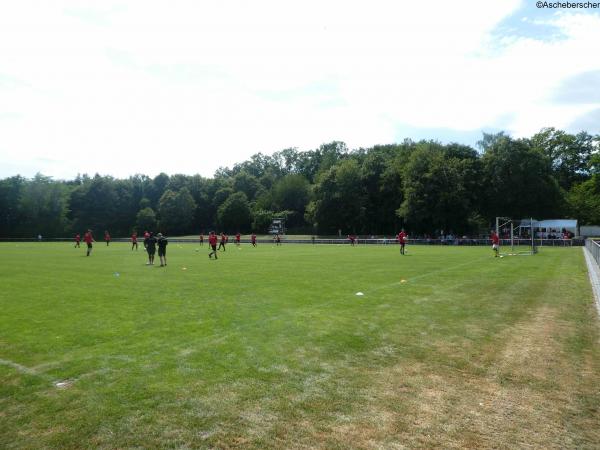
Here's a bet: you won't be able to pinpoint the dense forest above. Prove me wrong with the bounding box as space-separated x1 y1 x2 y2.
1 128 599 238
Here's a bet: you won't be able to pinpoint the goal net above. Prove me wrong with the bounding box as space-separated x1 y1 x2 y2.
495 217 538 256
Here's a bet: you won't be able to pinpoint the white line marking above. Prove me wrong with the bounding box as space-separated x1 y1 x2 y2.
367 255 491 294
0 358 43 377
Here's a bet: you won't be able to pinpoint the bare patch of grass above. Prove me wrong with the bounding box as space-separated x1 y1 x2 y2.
293 305 600 449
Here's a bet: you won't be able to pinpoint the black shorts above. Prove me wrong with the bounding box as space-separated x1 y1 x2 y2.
211 244 217 251
147 247 156 255
158 248 166 257
87 243 92 249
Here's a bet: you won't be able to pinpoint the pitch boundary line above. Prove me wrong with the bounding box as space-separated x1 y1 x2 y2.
366 255 491 295
0 358 46 377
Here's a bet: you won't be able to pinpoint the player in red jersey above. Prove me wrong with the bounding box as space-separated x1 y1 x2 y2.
218 232 227 251
104 230 111 246
199 233 204 246
208 231 218 259
131 232 138 251
491 230 500 257
397 229 407 255
235 232 241 246
251 233 257 247
83 229 94 256
74 233 81 248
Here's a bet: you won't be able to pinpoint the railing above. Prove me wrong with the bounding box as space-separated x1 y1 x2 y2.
586 239 600 266
0 237 586 246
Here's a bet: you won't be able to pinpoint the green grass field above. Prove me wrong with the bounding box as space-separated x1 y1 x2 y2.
1 242 599 449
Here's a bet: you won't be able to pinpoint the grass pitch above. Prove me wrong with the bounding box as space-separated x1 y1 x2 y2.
1 242 599 449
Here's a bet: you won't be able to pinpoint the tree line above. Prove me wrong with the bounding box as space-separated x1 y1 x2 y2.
1 128 598 238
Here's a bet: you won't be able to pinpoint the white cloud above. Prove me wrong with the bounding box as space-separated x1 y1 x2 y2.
0 1 599 180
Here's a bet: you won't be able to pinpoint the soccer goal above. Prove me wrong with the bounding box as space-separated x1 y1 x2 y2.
495 217 538 256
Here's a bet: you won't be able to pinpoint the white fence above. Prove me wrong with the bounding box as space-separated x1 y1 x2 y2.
586 239 600 266
580 226 600 238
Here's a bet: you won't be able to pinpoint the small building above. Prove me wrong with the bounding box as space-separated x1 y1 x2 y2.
579 225 600 237
521 219 578 238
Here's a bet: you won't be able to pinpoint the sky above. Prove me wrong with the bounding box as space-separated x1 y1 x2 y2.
1 0 600 180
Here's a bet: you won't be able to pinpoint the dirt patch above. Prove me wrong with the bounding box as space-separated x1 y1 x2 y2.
289 306 600 449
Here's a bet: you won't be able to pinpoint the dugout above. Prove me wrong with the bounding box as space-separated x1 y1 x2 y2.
521 219 578 238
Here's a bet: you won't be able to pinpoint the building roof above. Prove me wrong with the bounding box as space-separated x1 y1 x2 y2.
533 219 578 229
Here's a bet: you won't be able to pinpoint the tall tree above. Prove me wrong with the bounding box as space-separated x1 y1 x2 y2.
217 192 252 232
397 143 480 234
19 174 71 237
147 173 170 209
476 131 510 152
69 175 118 234
307 159 365 234
567 152 600 224
136 207 157 233
157 188 196 235
233 171 261 200
111 179 136 235
531 128 596 190
272 174 310 227
166 174 191 192
0 176 25 237
481 136 564 221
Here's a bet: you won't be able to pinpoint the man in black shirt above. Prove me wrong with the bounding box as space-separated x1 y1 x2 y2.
144 232 157 265
157 233 168 267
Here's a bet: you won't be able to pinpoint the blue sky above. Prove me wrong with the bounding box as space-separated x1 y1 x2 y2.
0 0 599 179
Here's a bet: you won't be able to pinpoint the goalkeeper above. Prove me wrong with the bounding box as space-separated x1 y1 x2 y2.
491 230 500 257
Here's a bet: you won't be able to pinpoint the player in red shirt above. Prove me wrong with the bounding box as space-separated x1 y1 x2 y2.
491 230 500 257
74 233 81 248
235 233 241 246
251 233 257 247
199 233 204 246
83 229 94 256
131 232 138 251
208 231 218 259
104 231 111 246
218 232 227 251
397 229 407 255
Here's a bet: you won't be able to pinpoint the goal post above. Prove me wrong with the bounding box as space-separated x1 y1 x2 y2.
495 217 537 256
